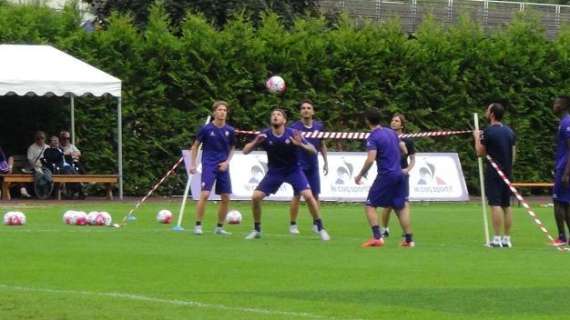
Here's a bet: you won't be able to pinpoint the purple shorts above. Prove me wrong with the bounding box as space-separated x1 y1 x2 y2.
256 169 311 196
201 165 232 195
554 170 570 203
366 173 406 210
303 167 321 197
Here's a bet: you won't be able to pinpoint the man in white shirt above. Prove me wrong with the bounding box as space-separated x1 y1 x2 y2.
27 131 48 171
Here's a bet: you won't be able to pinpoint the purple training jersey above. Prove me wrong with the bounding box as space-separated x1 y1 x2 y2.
196 122 235 167
289 120 324 170
366 127 402 176
555 114 570 172
259 127 307 175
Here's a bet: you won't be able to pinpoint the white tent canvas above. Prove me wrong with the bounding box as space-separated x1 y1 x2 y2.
0 44 124 198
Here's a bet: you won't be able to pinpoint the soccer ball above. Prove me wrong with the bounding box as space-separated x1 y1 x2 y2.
63 210 77 224
75 211 88 225
99 211 113 226
265 75 286 94
3 211 26 226
225 210 242 225
87 211 111 226
156 209 173 224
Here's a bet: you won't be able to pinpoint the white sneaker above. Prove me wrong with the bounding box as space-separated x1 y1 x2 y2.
214 227 231 236
312 224 319 234
193 226 203 235
289 225 300 235
245 230 261 240
319 229 331 241
490 236 502 248
501 236 512 248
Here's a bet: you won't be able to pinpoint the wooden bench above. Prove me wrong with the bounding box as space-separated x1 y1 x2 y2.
0 174 118 200
512 182 554 189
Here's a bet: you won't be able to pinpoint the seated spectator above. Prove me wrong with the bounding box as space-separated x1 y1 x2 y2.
59 131 84 173
27 131 48 172
1 146 31 198
0 146 14 174
42 136 70 174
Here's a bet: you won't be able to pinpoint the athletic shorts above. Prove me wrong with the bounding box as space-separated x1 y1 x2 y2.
366 174 406 210
403 174 410 200
256 169 311 196
201 165 232 195
554 170 570 203
485 175 510 207
303 167 320 197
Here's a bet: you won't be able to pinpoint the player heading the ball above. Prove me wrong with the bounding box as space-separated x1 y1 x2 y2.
242 108 331 241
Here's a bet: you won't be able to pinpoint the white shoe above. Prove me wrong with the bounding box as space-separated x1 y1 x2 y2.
193 226 203 235
501 236 512 248
245 230 261 240
312 224 319 234
319 229 331 241
214 227 231 236
289 225 300 235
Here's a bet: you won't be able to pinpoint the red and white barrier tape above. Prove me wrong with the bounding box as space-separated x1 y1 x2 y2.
120 157 184 226
486 155 569 252
235 129 472 140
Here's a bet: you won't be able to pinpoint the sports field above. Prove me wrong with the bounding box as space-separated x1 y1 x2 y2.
0 200 568 320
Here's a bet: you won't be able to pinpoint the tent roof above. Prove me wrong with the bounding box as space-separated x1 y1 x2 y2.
0 44 121 97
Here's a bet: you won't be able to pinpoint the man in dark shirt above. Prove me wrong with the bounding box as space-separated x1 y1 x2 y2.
552 96 570 246
473 103 516 248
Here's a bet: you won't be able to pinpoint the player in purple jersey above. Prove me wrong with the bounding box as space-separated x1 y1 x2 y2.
380 113 416 243
242 108 331 241
287 100 329 235
355 108 413 248
189 101 235 236
552 96 570 246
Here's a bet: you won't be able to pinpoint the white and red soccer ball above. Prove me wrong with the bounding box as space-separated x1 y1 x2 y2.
266 75 286 94
156 209 173 224
3 211 26 226
225 210 242 225
63 210 88 226
87 211 112 226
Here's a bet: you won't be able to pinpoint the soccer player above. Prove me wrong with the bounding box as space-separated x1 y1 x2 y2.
288 99 329 235
242 108 331 241
380 113 416 239
552 96 570 246
473 103 516 248
355 107 414 248
189 101 235 236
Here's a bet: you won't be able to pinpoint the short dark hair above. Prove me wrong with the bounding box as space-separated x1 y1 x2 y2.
392 113 407 128
488 103 505 121
299 99 314 109
272 108 287 120
557 96 570 110
365 108 381 126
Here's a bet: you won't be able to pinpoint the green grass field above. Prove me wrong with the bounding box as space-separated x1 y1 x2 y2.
0 200 568 320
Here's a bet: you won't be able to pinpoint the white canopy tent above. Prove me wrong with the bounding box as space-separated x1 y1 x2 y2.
0 44 124 199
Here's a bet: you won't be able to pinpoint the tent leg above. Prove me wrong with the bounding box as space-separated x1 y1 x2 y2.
70 95 76 145
118 97 123 200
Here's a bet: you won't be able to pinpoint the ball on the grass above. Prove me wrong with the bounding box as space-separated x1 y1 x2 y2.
87 211 107 226
265 75 286 94
156 209 173 224
99 211 113 226
3 211 26 226
225 210 242 225
63 210 77 224
75 211 88 225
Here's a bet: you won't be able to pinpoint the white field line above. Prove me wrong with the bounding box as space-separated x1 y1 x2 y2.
0 284 360 320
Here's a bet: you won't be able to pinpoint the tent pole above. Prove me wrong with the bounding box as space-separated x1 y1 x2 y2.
70 95 76 145
118 96 123 200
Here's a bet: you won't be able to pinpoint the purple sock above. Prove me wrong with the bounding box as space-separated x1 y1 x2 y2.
372 225 381 240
